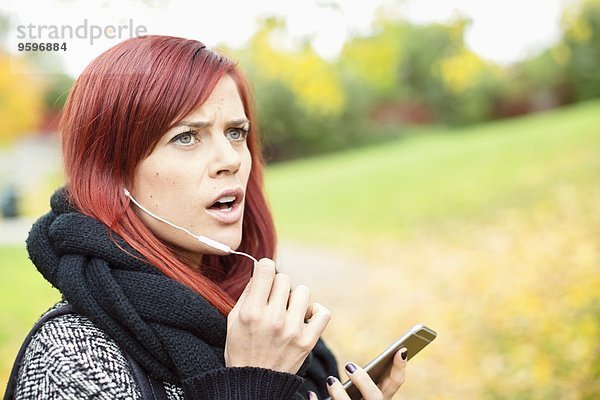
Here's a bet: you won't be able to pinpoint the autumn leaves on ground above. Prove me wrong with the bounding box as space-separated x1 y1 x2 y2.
1 101 599 398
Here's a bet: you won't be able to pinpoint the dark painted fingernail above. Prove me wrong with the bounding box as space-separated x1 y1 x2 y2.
327 376 336 386
401 349 408 360
345 362 357 373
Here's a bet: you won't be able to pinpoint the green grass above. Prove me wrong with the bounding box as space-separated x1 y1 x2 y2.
0 246 61 393
265 100 600 248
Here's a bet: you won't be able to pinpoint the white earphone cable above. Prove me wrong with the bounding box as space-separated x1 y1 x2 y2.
123 188 258 264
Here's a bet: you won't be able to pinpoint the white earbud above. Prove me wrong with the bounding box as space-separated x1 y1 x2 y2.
123 188 258 264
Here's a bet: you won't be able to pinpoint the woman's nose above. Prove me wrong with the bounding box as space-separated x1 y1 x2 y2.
208 135 241 177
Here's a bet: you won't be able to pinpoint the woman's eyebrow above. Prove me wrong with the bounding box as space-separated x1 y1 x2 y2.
230 118 250 127
173 118 249 128
173 120 211 128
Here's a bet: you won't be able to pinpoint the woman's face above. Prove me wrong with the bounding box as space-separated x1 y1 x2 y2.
131 74 252 264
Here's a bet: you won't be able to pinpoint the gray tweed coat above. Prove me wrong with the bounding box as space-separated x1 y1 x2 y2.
14 302 184 399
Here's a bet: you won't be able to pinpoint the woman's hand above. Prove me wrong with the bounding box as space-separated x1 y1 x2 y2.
310 348 408 400
225 258 331 374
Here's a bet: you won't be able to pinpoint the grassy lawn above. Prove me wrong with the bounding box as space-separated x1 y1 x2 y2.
0 99 598 398
266 100 600 248
0 246 60 393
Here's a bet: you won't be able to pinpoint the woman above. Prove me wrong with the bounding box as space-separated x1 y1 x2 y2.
9 35 407 399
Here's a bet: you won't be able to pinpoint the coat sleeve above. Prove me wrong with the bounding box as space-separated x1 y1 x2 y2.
182 366 304 399
181 338 339 400
14 314 142 400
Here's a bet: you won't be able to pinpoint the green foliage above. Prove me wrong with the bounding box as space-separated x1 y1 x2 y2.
237 18 376 161
226 2 600 161
562 0 600 100
340 19 482 124
339 24 403 97
0 53 44 147
251 75 361 161
42 73 74 110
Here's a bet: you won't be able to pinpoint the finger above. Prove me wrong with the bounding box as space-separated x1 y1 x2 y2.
244 258 276 308
229 279 252 323
326 376 351 400
236 278 253 305
343 362 381 399
379 347 407 398
307 391 319 400
267 273 291 311
304 302 331 340
286 285 311 326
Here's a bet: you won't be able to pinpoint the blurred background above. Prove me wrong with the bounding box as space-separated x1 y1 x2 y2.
1 0 599 398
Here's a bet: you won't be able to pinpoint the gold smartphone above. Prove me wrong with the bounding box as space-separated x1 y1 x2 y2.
327 324 437 400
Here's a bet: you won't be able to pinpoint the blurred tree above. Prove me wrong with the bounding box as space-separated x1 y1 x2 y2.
561 0 600 100
43 72 74 110
0 51 44 147
340 16 500 125
439 49 487 94
233 18 367 160
491 49 573 119
340 24 403 97
0 12 66 144
247 18 345 116
0 13 8 41
226 2 600 160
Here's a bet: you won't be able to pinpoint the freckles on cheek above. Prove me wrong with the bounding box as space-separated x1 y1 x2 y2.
153 177 179 208
162 173 184 190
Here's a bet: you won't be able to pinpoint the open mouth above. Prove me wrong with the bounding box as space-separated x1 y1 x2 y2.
205 188 245 224
208 195 238 212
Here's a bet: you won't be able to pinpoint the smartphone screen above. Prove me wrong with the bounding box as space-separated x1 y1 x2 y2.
339 324 437 400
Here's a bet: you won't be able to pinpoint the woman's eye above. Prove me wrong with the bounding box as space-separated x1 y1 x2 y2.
171 131 198 146
226 128 249 142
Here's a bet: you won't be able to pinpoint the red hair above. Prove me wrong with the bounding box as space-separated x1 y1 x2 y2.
60 35 276 314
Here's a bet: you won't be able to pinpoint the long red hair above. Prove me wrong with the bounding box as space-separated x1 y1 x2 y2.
60 35 276 315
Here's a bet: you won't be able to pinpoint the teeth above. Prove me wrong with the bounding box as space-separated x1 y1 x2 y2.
217 195 236 204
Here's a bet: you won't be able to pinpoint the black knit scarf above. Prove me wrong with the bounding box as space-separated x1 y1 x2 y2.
26 187 229 384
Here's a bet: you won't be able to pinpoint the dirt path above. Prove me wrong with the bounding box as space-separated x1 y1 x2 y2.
276 241 368 302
